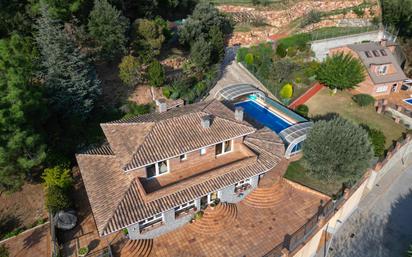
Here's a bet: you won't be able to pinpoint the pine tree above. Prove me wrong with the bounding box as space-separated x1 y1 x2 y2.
88 0 129 61
36 6 101 119
0 34 47 191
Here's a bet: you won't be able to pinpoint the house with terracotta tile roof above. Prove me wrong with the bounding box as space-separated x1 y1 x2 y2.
76 100 287 239
329 41 408 97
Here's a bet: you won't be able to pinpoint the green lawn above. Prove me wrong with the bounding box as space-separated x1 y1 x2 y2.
284 160 344 196
305 88 406 148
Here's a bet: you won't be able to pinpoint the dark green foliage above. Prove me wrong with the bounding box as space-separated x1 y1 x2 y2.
30 0 85 20
303 116 373 182
209 26 225 63
0 34 47 191
122 102 152 119
381 0 412 37
296 104 309 117
190 39 212 71
352 5 365 17
407 244 412 257
304 61 321 78
179 3 233 46
271 59 301 84
0 244 8 257
132 18 167 58
277 33 311 51
45 185 72 213
162 87 172 98
88 0 129 61
237 47 249 62
361 125 386 157
276 43 287 58
300 10 322 28
0 0 32 37
36 6 101 119
287 47 297 57
316 52 365 90
147 60 165 87
352 94 375 107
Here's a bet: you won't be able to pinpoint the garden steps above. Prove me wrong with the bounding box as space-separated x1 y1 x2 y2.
120 239 153 257
243 180 294 208
187 203 237 235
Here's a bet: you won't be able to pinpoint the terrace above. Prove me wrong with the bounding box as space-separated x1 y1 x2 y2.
139 143 257 196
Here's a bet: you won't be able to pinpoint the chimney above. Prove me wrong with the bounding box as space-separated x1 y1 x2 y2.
157 99 167 113
235 107 244 122
380 39 388 47
201 115 211 128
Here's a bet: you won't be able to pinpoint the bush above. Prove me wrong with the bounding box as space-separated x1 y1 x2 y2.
278 33 311 51
244 53 254 65
2 228 24 240
0 244 9 257
78 247 89 256
194 81 207 97
352 6 365 17
300 9 322 28
162 86 172 98
236 47 249 62
352 94 375 107
147 60 165 87
296 104 309 117
193 211 203 220
118 55 141 86
303 116 373 182
361 125 386 157
45 186 71 213
287 47 297 57
276 43 287 58
42 166 73 190
123 102 152 119
279 83 293 99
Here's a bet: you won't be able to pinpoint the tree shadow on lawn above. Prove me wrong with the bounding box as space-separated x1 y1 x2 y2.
0 214 22 238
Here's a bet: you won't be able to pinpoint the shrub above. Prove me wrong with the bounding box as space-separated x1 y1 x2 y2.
0 244 9 257
2 227 24 240
42 166 73 190
244 53 254 65
352 6 365 17
278 33 311 51
303 116 373 182
118 55 141 86
78 247 89 256
236 47 249 62
352 94 375 107
123 102 152 119
45 185 71 213
279 83 293 99
296 104 309 117
147 60 165 87
361 125 386 157
276 43 287 58
300 9 322 28
287 47 297 57
194 81 207 97
162 86 172 98
193 211 203 220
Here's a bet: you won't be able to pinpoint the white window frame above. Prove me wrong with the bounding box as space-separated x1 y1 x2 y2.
216 140 233 156
174 200 195 212
207 191 221 204
138 213 163 227
377 65 388 75
146 160 170 179
180 154 187 161
235 178 251 187
376 85 388 93
200 148 207 155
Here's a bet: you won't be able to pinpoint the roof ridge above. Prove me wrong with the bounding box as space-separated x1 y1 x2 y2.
244 139 282 161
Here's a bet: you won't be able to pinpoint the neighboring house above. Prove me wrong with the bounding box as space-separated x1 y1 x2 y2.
329 41 408 97
76 100 285 239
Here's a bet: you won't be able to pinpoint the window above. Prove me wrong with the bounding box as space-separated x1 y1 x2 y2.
377 65 388 75
235 178 251 187
376 85 388 93
138 213 163 228
180 154 187 161
200 148 206 155
372 50 380 57
365 51 372 58
216 140 232 156
146 160 169 178
380 49 387 56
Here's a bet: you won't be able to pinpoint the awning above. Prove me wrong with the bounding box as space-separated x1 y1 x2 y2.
217 84 265 100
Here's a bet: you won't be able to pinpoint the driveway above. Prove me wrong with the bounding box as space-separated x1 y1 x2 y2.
328 156 412 257
206 47 276 101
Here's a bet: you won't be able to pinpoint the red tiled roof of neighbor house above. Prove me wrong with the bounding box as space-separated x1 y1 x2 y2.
76 100 285 236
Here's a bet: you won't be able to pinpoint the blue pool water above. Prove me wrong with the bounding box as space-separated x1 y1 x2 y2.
235 100 292 133
404 98 412 105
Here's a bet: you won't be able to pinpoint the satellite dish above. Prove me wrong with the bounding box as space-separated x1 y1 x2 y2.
54 210 77 230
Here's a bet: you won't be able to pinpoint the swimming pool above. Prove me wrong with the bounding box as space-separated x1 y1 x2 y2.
404 98 412 105
235 100 293 133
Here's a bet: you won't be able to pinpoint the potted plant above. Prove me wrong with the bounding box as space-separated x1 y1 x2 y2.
191 211 203 223
78 246 89 257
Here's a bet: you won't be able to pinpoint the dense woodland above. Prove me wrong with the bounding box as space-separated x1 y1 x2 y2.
0 0 232 191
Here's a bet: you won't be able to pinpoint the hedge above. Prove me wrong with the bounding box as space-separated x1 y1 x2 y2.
352 94 375 107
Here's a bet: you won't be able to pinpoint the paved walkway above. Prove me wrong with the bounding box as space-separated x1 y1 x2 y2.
327 154 412 257
206 47 276 101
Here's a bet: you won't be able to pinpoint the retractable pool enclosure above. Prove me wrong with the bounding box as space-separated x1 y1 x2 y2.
279 122 313 159
217 84 265 100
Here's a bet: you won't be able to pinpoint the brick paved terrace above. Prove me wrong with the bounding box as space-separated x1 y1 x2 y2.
117 179 329 257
